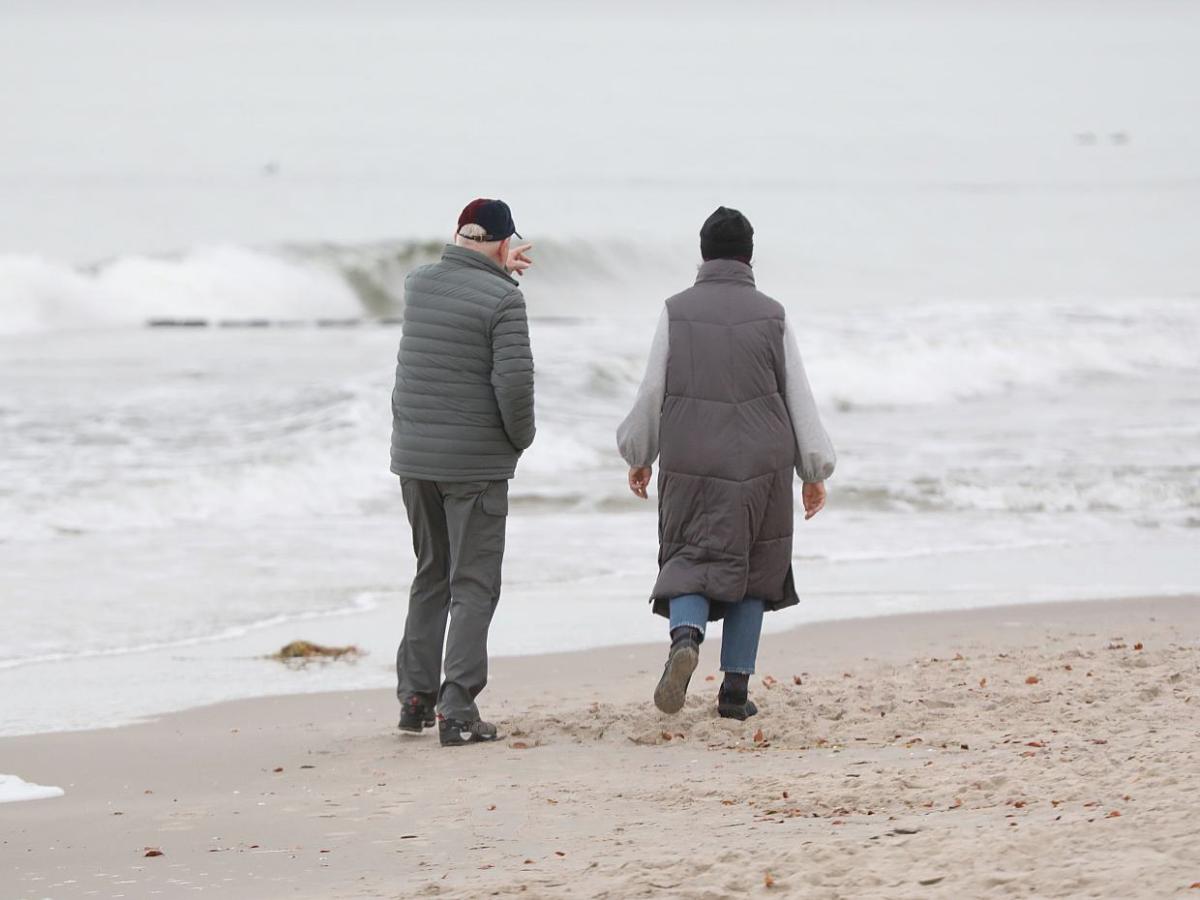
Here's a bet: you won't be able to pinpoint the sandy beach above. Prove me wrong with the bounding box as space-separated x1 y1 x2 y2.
3 594 1197 899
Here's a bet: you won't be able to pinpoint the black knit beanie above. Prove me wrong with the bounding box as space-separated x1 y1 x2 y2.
700 206 754 262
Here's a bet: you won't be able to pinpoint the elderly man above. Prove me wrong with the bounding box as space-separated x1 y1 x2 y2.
391 198 535 746
618 206 835 720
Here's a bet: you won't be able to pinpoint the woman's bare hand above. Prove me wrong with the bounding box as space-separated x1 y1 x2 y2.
628 466 653 499
802 481 826 520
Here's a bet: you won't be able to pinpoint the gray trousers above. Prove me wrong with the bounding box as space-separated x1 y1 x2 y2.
396 478 508 721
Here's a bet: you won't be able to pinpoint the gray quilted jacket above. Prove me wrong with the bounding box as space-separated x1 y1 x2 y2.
390 244 536 481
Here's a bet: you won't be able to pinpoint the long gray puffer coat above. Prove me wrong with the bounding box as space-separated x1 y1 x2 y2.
390 244 535 481
651 260 798 619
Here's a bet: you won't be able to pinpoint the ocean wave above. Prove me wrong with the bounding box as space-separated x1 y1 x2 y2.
0 246 367 333
836 466 1200 516
2 240 1197 409
0 237 683 335
1 355 1196 544
2 240 1198 546
811 301 1200 408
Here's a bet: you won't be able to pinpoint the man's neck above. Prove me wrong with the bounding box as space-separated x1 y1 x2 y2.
455 242 501 266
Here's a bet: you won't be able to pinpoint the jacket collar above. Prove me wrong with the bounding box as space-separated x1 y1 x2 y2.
441 243 519 286
695 258 755 287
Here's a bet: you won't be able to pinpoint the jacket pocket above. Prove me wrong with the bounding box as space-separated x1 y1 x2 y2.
480 480 509 517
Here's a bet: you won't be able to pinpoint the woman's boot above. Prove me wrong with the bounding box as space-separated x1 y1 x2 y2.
717 672 758 720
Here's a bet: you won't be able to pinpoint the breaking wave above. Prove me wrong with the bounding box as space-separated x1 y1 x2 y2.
0 237 1197 415
0 238 683 333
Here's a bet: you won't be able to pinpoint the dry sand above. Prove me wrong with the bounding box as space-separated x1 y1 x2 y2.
3 595 1198 899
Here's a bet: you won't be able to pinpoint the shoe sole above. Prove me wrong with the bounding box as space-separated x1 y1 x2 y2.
439 732 502 747
654 645 699 714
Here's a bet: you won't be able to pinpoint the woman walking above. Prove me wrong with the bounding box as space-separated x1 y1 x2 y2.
617 207 836 719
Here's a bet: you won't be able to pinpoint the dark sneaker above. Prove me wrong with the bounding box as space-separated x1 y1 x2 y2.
653 640 700 714
398 694 436 734
717 687 758 721
438 717 502 747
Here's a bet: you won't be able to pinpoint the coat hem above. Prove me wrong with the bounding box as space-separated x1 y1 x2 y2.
650 565 800 619
391 467 516 483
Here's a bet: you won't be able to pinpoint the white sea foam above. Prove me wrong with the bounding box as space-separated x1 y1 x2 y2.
810 301 1200 408
1 300 1196 547
0 774 64 804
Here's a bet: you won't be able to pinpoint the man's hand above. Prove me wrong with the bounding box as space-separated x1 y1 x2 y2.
802 481 826 520
506 242 533 277
628 466 653 500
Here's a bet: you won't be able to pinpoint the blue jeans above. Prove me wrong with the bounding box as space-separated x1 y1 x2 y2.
668 594 765 675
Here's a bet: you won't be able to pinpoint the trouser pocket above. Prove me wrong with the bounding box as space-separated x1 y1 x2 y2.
440 480 508 588
480 480 509 517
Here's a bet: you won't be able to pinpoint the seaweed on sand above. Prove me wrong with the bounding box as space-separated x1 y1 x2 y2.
269 641 363 665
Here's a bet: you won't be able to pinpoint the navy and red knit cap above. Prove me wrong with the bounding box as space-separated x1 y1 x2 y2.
457 199 521 241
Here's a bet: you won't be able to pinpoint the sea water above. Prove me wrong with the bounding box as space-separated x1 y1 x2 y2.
1 1 1197 735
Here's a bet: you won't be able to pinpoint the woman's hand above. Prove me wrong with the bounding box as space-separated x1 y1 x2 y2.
802 481 826 520
628 466 653 499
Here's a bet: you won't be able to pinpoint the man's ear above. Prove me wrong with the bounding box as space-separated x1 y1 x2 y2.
498 237 510 263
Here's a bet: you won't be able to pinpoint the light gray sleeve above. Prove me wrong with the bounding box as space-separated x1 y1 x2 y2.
616 306 669 467
782 317 836 482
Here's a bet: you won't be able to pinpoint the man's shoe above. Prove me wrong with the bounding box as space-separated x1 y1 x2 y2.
438 717 501 747
398 694 436 734
717 686 758 721
653 638 700 714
